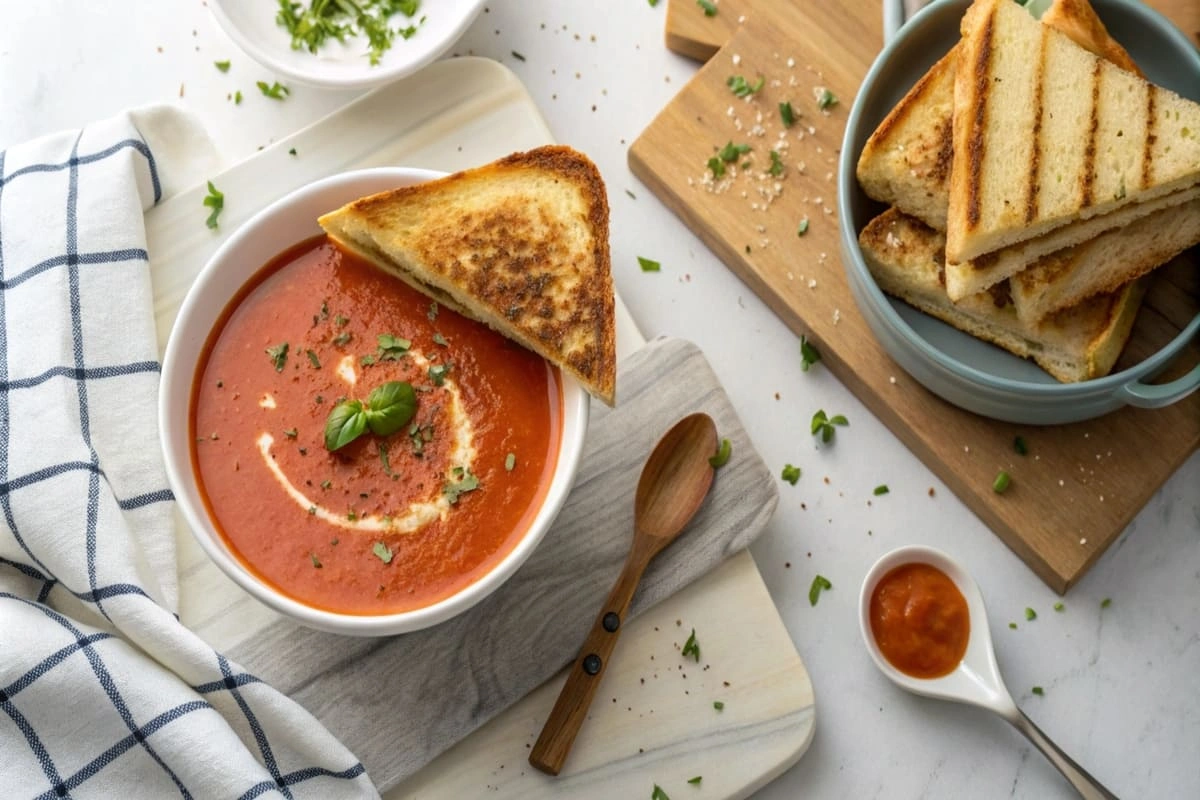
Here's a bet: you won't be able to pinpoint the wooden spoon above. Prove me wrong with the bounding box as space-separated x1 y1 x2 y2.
529 412 719 776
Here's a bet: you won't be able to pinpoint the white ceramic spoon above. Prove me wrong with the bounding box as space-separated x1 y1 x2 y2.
859 545 1119 800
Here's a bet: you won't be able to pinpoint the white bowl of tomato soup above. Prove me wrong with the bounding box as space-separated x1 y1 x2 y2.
160 168 590 636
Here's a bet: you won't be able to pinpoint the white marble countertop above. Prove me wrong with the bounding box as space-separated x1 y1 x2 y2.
3 2 1196 798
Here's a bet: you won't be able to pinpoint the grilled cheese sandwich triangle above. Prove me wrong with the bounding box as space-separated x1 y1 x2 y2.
319 146 618 405
945 0 1200 266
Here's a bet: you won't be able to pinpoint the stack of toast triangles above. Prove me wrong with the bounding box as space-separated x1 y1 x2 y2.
856 0 1200 382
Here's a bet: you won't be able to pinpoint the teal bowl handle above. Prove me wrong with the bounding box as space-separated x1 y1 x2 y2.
1118 363 1200 408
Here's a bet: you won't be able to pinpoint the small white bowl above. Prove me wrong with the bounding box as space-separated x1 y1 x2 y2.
159 167 590 636
209 0 486 90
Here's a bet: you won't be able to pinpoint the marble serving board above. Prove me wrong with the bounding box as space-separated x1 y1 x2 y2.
146 57 815 798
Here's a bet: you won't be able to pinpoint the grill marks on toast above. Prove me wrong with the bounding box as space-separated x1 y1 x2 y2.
964 9 995 231
1143 87 1157 190
1025 26 1049 224
1079 59 1102 208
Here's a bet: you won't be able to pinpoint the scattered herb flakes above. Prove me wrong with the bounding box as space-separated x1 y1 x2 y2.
288 147 298 156
233 90 243 105
712 701 724 711
335 314 350 327
1101 597 1112 608
511 50 526 61
1009 622 1018 629
816 87 838 110
1013 435 1028 455
709 437 731 468
697 0 718 16
310 552 322 568
427 301 439 321
706 155 726 179
718 141 751 162
332 331 353 347
1032 686 1045 696
257 80 290 100
443 467 480 504
265 342 289 372
376 333 411 359
626 188 637 199
637 256 662 273
321 479 332 490
347 510 358 521
306 349 321 369
1054 602 1065 612
781 464 801 485
203 181 225 229
688 776 703 785
681 629 700 662
360 354 378 367
649 0 659 6
307 505 317 515
428 363 451 386
372 541 394 564
992 470 1012 494
779 100 796 127
811 409 848 444
768 149 784 177
873 484 889 496
214 59 231 72
505 452 516 471
432 332 449 347
799 334 820 371
797 217 810 236
652 785 671 800
1025 607 1037 621
275 0 423 66
808 574 832 606
727 74 764 98
284 428 298 439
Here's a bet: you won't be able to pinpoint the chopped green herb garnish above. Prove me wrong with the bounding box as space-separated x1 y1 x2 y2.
372 541 394 564
360 354 377 366
1032 686 1044 696
1101 597 1112 608
1013 435 1028 455
874 484 889 496
511 50 525 61
332 331 352 347
346 510 357 521
718 141 751 162
727 74 764 98
808 574 832 606
681 629 700 662
443 467 480 504
712 701 724 711
652 785 671 800
1054 602 1065 612
306 349 321 369
428 363 451 386
308 505 317 515
310 552 322 568
811 410 848 444
779 101 796 127
284 428 298 439
288 147 297 156
706 156 726 179
816 87 838 110
256 80 290 100
1025 607 1037 621
275 0 423 66
233 90 243 105
1009 622 1018 629
334 314 349 327
709 437 731 468
797 217 809 236
321 479 332 490
505 452 516 471
799 334 820 370
265 342 288 372
781 464 801 485
688 776 703 785
214 59 231 73
697 0 718 16
203 181 224 229
432 332 448 347
379 442 394 476
768 149 784 177
993 470 1011 494
626 188 637 199
377 333 411 359
427 301 439 321
638 256 661 272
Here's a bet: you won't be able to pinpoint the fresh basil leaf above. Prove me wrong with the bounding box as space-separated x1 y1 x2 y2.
324 400 367 451
364 381 417 437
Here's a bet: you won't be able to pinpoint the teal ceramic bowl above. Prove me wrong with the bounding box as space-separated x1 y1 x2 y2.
838 0 1200 424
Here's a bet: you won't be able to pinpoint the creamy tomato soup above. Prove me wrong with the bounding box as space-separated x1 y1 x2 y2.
191 236 562 615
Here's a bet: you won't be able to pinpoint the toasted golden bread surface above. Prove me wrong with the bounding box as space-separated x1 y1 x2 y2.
320 146 617 405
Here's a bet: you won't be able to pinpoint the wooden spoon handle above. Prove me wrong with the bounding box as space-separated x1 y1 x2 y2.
529 548 652 775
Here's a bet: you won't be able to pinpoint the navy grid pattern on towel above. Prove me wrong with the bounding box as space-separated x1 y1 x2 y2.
0 112 377 799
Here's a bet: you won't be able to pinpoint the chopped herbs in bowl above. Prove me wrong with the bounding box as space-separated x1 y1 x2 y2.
208 0 487 90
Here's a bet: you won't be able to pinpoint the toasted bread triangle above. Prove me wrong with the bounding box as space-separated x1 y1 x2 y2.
945 0 1200 264
319 146 617 405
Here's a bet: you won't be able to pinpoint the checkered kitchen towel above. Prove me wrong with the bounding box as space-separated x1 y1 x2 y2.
0 107 378 799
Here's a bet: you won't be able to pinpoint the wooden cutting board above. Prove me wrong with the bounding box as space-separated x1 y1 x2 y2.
663 0 1200 62
631 0 1200 593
